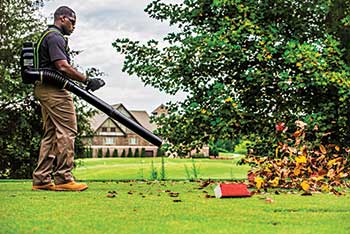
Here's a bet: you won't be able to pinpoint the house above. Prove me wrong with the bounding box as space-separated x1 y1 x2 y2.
84 104 159 157
85 103 209 158
151 104 168 116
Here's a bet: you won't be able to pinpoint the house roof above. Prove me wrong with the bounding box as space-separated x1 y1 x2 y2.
130 110 157 132
151 104 168 116
90 103 156 132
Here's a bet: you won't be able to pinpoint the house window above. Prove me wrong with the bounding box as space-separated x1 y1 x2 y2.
104 137 115 145
110 127 116 132
101 127 108 132
129 137 138 145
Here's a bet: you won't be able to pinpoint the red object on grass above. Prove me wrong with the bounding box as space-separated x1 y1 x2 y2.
214 183 251 198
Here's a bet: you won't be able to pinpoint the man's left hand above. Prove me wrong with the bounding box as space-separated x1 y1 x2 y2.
85 78 105 91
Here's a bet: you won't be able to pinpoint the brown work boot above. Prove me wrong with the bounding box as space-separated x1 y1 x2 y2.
54 181 88 191
32 182 56 191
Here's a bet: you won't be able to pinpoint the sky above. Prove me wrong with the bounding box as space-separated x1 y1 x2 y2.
41 0 185 113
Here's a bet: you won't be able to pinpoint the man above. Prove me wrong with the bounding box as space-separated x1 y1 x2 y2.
32 6 104 191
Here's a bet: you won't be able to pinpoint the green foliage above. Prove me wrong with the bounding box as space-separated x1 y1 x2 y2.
127 148 133 157
234 141 249 154
105 148 111 158
134 148 140 157
112 0 350 161
184 159 200 180
82 147 93 158
121 149 126 157
156 147 164 157
209 146 219 157
160 156 166 180
191 153 206 158
149 160 158 180
113 149 119 157
0 0 45 178
215 139 239 153
141 148 146 157
97 148 103 158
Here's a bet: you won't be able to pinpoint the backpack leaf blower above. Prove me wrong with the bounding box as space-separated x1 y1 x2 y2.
20 42 163 147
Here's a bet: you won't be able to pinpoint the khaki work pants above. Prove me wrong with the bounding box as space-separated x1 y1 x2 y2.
33 82 77 185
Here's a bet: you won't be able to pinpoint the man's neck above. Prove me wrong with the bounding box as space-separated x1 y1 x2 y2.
49 24 64 34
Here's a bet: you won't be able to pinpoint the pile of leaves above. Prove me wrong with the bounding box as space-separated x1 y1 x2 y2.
243 120 350 195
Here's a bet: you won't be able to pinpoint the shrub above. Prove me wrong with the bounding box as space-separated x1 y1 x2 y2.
112 149 118 157
127 148 133 157
121 149 126 157
105 148 110 158
134 148 140 157
191 153 206 158
209 147 219 157
97 148 103 158
84 147 93 158
141 148 146 157
156 147 164 157
149 161 158 180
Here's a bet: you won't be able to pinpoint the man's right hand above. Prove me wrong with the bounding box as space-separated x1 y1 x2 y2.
85 78 105 91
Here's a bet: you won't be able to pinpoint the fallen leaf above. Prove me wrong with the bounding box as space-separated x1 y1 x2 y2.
169 192 179 197
106 194 116 198
265 197 274 203
269 177 280 187
320 145 327 154
301 181 310 191
199 180 211 189
295 155 307 164
254 177 264 190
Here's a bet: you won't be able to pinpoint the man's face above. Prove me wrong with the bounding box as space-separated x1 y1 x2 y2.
61 14 76 36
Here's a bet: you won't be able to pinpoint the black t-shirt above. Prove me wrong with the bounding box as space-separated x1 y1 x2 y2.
39 26 71 69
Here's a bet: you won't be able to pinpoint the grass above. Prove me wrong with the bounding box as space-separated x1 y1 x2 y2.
73 157 250 181
0 181 349 234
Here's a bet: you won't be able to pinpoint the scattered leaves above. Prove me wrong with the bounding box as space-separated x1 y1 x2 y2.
244 121 349 195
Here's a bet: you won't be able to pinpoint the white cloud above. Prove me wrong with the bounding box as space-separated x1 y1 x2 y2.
41 0 185 113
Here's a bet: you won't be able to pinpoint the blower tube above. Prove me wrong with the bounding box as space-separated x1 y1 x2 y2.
25 69 163 147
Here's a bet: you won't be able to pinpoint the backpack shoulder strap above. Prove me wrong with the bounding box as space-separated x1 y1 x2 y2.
34 29 65 69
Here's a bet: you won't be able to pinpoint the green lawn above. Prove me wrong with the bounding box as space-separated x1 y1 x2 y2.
73 157 250 181
0 181 349 234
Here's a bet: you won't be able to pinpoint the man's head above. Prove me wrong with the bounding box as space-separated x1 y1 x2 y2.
54 6 76 36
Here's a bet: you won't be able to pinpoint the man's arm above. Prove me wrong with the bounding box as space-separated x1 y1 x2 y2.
55 59 105 91
54 59 87 83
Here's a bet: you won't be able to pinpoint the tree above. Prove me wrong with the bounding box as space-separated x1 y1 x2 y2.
105 148 111 158
0 0 45 178
134 148 140 157
97 148 103 158
113 149 119 157
0 0 98 178
141 148 146 157
113 0 350 158
127 148 133 157
156 147 164 157
121 149 126 157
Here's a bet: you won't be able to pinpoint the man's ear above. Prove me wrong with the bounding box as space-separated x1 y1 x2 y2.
59 15 65 23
